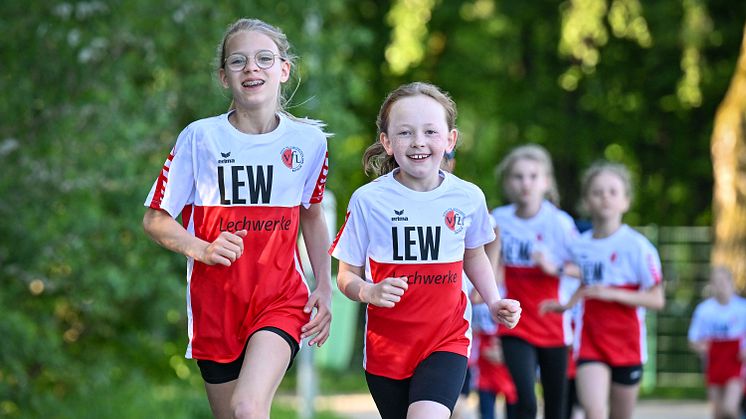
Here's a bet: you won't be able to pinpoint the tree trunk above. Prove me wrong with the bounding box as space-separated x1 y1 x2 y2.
711 23 746 291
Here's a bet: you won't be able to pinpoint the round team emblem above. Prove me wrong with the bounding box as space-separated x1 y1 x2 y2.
443 208 465 233
281 146 304 171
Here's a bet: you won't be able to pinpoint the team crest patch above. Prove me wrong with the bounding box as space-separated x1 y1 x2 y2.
443 208 465 233
281 146 304 171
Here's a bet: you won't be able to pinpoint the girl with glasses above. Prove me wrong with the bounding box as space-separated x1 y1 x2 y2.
142 18 332 419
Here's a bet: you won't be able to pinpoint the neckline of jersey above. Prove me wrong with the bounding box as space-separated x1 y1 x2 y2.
222 110 288 142
385 168 451 201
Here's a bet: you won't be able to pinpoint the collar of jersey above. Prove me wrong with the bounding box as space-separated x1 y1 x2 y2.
385 168 451 201
222 110 288 142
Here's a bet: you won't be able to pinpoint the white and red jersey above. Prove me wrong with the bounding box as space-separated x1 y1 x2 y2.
688 296 746 385
492 201 578 347
144 111 328 363
571 225 662 366
329 170 495 379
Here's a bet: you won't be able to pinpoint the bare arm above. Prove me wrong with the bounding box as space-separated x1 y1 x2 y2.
336 261 408 308
464 246 521 329
584 283 665 310
142 208 246 266
299 203 333 346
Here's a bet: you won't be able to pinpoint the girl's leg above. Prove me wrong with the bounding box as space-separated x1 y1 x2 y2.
575 362 611 419
709 386 725 419
478 390 497 419
408 351 468 419
501 337 539 419
537 345 569 419
608 382 640 419
721 378 745 419
203 381 237 419
229 329 294 419
365 372 411 419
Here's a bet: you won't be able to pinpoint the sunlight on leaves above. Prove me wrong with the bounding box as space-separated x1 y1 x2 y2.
385 0 437 75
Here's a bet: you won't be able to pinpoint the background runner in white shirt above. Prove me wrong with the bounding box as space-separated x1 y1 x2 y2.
492 144 579 419
541 161 665 419
688 265 746 419
330 82 521 419
142 18 332 419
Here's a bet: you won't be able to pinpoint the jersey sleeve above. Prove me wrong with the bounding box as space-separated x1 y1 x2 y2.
687 302 706 343
302 136 328 208
328 191 368 267
143 126 196 218
636 237 663 289
465 188 496 249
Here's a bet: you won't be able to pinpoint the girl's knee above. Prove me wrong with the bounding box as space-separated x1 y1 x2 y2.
231 398 270 419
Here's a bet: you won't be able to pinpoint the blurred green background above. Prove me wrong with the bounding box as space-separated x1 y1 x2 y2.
2 0 745 417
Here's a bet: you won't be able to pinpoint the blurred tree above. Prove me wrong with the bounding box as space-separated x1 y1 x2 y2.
711 23 746 290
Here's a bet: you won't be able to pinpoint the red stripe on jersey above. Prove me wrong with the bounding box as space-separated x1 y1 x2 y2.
187 204 310 362
328 210 350 256
148 150 175 209
578 284 643 366
364 259 469 379
310 151 328 204
706 340 744 385
181 205 193 229
498 266 565 347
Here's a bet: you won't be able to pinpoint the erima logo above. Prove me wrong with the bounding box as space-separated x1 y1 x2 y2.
218 151 235 164
391 209 408 222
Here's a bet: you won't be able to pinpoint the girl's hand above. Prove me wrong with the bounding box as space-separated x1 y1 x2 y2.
364 277 408 308
539 299 566 314
582 284 616 301
301 285 332 347
532 250 560 276
200 230 248 266
490 298 521 329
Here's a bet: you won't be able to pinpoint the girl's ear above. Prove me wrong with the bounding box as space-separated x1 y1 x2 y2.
219 68 229 88
446 129 458 153
280 59 291 83
380 132 394 156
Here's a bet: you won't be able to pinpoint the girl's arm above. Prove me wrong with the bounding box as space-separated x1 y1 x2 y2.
539 285 584 314
464 246 520 329
583 282 665 310
336 262 408 307
299 203 332 347
688 340 708 357
142 208 246 266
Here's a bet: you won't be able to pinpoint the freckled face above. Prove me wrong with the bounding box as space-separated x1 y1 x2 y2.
380 95 457 191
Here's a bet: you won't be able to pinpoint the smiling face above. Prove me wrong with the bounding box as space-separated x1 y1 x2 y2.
584 170 630 223
380 94 458 191
219 30 290 113
504 158 549 208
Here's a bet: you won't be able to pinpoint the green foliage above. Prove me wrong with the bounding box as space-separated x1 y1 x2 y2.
0 0 744 415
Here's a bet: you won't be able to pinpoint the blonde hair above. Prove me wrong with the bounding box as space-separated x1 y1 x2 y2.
496 144 560 205
580 161 633 200
216 18 297 113
362 82 458 177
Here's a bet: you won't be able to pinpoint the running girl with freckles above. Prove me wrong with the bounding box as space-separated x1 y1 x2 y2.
330 82 521 419
492 144 579 419
541 161 665 419
142 18 332 419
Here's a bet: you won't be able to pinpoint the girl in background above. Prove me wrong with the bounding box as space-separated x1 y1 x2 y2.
493 144 579 419
688 265 746 419
142 18 332 419
542 161 665 419
330 82 520 419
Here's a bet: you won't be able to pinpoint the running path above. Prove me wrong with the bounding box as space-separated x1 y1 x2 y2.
305 394 709 419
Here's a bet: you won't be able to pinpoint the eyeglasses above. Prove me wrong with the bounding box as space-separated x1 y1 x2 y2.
223 50 285 71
